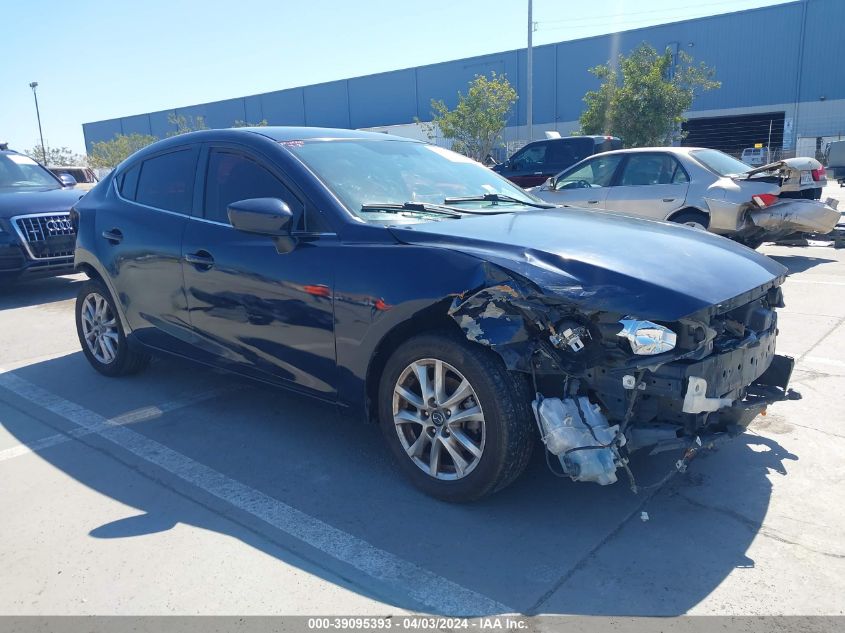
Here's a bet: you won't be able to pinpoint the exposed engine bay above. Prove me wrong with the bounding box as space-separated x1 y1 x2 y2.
448 269 796 490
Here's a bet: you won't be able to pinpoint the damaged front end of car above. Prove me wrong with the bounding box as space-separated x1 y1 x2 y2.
448 268 796 490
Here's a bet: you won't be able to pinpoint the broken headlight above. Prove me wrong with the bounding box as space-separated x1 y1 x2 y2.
617 319 677 355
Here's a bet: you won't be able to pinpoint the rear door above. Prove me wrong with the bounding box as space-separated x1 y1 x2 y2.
100 145 198 351
181 144 338 397
536 154 623 208
603 152 690 220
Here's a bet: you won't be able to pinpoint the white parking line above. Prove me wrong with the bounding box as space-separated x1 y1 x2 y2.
0 371 510 615
0 387 237 464
787 279 845 286
803 356 845 368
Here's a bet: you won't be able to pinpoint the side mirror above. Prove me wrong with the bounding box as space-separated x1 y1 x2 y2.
228 198 296 253
58 173 77 187
545 176 556 190
228 198 293 236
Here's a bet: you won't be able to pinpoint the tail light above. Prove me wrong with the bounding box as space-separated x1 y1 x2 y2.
752 194 779 208
812 166 826 181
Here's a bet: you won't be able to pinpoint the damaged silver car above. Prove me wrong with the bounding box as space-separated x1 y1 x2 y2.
531 147 839 248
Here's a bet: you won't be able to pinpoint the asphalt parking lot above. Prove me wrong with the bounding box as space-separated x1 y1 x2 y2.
1 187 844 617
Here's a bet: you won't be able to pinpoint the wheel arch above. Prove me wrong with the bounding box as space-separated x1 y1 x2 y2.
666 206 710 223
74 258 133 335
363 301 463 424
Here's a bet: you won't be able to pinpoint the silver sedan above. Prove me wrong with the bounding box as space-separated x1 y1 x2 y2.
530 147 839 247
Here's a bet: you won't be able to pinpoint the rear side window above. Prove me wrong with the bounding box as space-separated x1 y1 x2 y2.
547 138 591 167
204 150 303 225
134 149 197 213
620 154 688 186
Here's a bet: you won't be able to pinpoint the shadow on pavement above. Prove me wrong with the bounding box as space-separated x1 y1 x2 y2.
0 353 797 615
769 254 836 274
0 275 82 310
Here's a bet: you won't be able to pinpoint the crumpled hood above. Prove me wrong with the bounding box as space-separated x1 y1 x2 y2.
0 187 85 220
389 208 786 321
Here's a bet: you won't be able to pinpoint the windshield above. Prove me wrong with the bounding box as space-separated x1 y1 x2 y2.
690 149 752 176
0 153 61 190
285 139 543 223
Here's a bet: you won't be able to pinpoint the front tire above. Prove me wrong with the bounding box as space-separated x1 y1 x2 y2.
75 278 149 377
378 331 534 502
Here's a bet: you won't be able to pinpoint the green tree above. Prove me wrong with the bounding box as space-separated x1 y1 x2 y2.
232 119 269 127
166 113 208 136
423 71 517 161
579 43 720 147
23 144 87 166
88 133 157 170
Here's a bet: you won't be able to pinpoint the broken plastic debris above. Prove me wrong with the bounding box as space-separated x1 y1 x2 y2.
640 511 649 522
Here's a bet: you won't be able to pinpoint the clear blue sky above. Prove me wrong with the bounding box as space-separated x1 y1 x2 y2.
1 0 794 154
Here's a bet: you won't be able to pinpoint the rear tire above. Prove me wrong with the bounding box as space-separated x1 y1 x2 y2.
75 278 149 377
378 331 534 502
670 210 710 231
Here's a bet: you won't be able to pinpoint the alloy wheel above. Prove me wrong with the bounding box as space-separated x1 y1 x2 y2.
80 292 119 364
392 358 486 480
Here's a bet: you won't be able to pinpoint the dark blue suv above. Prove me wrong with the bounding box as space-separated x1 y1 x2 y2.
0 146 85 285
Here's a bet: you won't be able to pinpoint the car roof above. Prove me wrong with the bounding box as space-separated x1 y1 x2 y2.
245 126 417 142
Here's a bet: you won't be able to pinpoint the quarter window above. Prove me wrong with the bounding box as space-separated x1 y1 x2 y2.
134 149 197 213
118 164 140 200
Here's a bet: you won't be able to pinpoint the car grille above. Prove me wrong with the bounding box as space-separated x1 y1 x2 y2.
13 213 76 260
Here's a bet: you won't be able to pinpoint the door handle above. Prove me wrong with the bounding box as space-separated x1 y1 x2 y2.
587 200 600 204
184 250 214 270
662 198 677 203
101 229 123 244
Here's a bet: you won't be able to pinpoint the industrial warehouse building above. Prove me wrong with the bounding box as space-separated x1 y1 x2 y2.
83 0 845 160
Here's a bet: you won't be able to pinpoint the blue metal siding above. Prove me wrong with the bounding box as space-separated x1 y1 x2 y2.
349 69 418 128
799 0 845 101
83 0 844 148
303 81 350 128
261 89 306 125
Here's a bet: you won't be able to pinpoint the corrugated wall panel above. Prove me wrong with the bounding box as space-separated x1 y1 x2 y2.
303 81 350 128
82 120 123 152
119 114 153 136
149 110 175 138
244 95 264 123
799 0 845 102
348 69 417 129
415 52 514 120
260 89 306 125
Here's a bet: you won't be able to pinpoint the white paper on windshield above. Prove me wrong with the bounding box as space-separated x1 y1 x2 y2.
424 145 477 164
7 154 37 165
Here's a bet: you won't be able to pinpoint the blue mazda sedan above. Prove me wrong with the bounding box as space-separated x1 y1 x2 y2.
71 127 794 501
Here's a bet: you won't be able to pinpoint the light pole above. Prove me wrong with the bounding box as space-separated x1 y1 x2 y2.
526 0 533 143
29 81 47 165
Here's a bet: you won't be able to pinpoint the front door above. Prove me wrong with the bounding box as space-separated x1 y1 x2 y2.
538 154 623 209
181 146 338 398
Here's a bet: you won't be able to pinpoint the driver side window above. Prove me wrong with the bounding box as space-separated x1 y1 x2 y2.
555 155 622 190
513 143 547 169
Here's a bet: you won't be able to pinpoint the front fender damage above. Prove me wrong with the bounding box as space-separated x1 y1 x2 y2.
448 266 797 491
